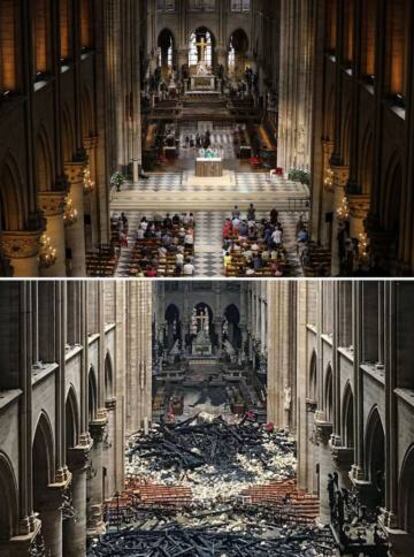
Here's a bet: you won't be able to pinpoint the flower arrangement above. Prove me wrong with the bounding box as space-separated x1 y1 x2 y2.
288 168 311 185
110 171 126 192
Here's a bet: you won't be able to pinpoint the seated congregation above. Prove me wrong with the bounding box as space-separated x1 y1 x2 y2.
223 205 308 278
86 213 196 277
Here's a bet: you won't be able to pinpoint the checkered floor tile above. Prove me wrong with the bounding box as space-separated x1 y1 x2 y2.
193 212 223 277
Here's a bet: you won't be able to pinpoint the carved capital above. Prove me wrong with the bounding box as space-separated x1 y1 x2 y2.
0 230 42 259
331 164 350 189
38 191 68 217
348 194 371 220
64 161 86 185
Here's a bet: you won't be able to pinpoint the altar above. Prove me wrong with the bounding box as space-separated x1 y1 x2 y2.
196 158 223 178
190 75 216 92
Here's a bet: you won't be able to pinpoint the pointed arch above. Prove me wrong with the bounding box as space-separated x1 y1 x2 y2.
341 102 352 166
381 152 402 236
33 411 55 496
0 153 27 231
324 86 335 140
324 364 333 422
399 444 414 534
342 382 354 448
308 350 317 401
0 452 18 541
105 352 114 400
359 124 374 195
61 104 75 163
81 86 95 139
365 406 385 503
65 385 80 449
35 126 54 192
88 365 98 422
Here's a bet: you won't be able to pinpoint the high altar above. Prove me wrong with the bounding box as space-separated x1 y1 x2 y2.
195 157 223 177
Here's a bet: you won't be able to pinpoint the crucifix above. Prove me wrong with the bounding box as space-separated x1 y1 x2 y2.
196 36 208 63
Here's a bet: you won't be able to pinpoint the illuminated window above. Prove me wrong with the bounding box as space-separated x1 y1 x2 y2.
231 0 251 12
189 30 213 67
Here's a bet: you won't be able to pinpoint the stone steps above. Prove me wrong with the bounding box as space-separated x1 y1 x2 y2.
111 192 308 212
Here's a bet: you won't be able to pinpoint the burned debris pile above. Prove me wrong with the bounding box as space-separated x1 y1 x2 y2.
88 415 336 556
126 414 297 501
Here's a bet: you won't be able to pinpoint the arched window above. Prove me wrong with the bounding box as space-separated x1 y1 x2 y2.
0 0 17 92
158 30 174 74
231 0 251 12
228 29 249 79
189 28 213 68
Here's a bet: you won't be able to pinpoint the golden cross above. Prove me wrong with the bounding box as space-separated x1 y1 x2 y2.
195 36 207 62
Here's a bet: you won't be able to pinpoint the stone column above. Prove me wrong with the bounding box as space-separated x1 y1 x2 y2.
63 446 91 557
0 230 42 277
38 191 67 277
64 161 87 276
87 413 107 538
83 136 99 250
348 194 370 241
315 423 334 524
38 491 64 557
331 164 349 275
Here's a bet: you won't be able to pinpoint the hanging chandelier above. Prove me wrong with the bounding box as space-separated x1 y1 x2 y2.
83 166 95 194
63 196 78 226
39 234 57 269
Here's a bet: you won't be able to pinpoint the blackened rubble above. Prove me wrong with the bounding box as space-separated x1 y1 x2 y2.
88 414 337 556
126 413 297 498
